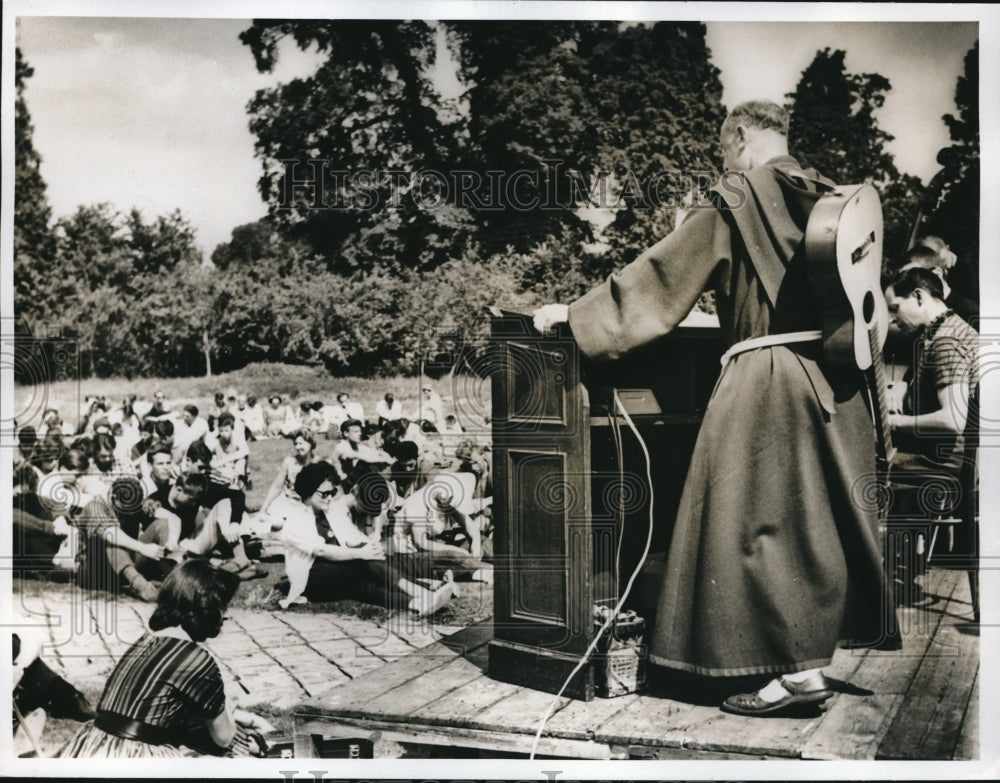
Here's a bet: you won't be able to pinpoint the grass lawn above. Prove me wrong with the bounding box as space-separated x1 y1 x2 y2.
13 361 494 441
13 363 496 757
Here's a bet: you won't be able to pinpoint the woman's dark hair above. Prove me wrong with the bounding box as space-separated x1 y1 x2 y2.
92 432 117 455
59 448 90 474
290 430 316 450
247 395 258 407
294 460 338 501
149 560 239 642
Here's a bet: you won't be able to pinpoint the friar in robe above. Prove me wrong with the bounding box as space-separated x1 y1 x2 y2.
534 99 899 716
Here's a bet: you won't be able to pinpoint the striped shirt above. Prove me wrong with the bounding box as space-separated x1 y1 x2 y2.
96 632 225 733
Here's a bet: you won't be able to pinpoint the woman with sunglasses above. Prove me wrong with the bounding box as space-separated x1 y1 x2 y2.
279 461 453 614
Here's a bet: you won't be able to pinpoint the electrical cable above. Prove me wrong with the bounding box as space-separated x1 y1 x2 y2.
528 389 655 759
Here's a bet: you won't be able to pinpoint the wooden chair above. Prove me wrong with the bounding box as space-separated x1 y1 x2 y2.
886 388 979 622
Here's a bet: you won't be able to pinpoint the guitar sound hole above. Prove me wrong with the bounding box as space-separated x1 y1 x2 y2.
862 291 875 324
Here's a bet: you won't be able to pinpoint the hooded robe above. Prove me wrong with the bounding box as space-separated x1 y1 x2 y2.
568 156 899 677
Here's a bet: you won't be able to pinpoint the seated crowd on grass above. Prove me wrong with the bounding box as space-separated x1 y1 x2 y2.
12 384 493 616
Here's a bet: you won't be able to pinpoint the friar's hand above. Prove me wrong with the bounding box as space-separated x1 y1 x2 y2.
532 304 569 333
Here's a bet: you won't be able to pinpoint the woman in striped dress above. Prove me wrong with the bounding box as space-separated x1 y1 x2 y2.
61 559 272 757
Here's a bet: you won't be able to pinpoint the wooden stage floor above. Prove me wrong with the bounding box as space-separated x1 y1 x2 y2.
293 568 980 760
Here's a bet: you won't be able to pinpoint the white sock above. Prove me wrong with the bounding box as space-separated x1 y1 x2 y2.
783 668 822 683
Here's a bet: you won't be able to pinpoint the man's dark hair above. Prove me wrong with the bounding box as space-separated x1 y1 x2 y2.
217 412 235 429
352 471 393 516
184 404 199 417
31 435 65 467
341 418 363 435
186 440 213 468
725 100 789 136
139 419 157 435
175 470 209 503
901 244 942 269
146 444 174 465
149 560 239 642
17 425 37 449
109 476 153 524
890 266 945 301
154 419 174 439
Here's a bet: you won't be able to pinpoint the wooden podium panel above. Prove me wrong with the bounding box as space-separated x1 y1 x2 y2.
487 311 722 700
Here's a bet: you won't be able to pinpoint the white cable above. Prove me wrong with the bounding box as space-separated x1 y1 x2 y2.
529 389 655 759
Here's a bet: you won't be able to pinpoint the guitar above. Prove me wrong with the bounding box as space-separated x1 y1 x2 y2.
804 184 895 474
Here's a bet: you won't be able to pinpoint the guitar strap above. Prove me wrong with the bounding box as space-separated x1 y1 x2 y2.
715 164 833 312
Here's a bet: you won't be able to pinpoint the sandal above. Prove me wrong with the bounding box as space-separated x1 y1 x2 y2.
721 675 833 717
220 561 267 581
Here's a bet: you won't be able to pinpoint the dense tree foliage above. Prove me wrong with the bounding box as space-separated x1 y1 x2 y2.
921 42 979 299
13 29 977 380
14 48 57 329
784 48 924 263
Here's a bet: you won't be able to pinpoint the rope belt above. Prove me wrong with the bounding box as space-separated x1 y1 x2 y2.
719 330 823 367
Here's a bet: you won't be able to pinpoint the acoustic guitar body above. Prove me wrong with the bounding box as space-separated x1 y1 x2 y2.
804 183 887 371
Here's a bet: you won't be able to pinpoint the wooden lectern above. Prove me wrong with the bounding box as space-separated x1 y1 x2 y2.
487 310 723 700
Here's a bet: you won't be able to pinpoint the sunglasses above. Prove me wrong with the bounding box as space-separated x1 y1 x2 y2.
316 489 336 499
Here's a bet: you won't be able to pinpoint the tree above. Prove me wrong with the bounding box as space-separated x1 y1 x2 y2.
241 20 472 274
923 42 978 300
14 48 57 330
785 48 922 260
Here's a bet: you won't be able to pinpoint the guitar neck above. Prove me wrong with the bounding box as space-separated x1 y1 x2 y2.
865 326 895 471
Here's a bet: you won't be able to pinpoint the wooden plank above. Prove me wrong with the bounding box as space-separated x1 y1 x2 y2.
359 654 487 719
618 744 772 760
595 693 708 751
419 671 523 723
295 640 458 716
847 570 962 695
466 681 573 735
543 691 637 740
953 669 979 760
877 614 980 759
800 693 903 759
597 693 817 758
295 714 614 759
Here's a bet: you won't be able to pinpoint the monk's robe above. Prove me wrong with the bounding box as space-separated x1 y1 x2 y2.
569 156 900 677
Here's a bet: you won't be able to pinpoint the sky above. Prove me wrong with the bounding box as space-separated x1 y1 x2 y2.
8 8 987 260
